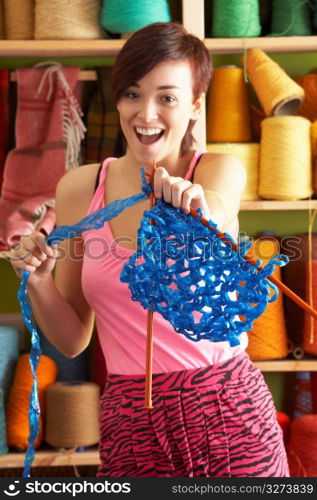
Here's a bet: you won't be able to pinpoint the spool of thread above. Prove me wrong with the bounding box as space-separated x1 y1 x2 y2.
293 372 313 419
293 345 305 360
303 261 317 356
100 0 171 36
282 233 317 347
206 66 251 143
35 0 103 40
0 1 4 39
39 332 88 382
246 235 289 360
0 325 19 402
276 411 291 446
6 354 57 450
0 388 8 455
311 121 317 195
211 0 261 37
206 143 259 201
288 415 317 477
3 0 34 40
259 116 312 200
271 0 312 36
45 382 100 449
295 74 317 123
245 48 305 116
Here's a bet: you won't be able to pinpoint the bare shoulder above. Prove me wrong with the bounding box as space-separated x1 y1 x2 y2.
194 152 246 190
55 164 101 224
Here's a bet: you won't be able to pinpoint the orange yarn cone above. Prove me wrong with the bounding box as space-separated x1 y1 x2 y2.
246 235 289 360
6 353 57 450
303 261 317 356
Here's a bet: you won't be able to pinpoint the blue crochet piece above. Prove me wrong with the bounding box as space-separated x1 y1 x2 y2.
120 199 289 347
18 171 151 476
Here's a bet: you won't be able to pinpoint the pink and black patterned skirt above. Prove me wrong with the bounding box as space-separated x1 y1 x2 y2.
97 352 289 477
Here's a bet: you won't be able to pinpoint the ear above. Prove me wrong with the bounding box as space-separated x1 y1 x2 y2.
191 93 205 120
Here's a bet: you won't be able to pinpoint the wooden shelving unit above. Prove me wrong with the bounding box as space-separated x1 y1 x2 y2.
1 36 317 58
240 200 317 211
0 447 100 468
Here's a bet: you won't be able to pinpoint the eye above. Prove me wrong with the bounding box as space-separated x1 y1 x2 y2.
124 91 139 99
161 95 176 103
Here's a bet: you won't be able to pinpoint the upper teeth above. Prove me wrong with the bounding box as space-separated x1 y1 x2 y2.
136 127 162 136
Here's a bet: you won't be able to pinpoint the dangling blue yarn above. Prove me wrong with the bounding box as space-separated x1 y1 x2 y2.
18 167 288 474
18 170 151 476
120 200 289 347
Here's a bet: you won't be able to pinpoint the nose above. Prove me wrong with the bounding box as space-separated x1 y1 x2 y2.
137 98 158 122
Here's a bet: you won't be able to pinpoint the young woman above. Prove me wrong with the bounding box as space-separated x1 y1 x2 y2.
9 22 289 477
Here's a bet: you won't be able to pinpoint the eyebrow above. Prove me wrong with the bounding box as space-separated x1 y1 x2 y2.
130 83 180 90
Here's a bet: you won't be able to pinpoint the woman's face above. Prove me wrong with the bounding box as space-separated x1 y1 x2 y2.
117 60 203 167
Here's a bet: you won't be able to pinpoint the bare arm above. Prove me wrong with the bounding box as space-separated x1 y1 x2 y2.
11 164 99 358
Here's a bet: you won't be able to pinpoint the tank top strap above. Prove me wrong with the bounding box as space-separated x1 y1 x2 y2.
87 157 117 214
184 150 204 181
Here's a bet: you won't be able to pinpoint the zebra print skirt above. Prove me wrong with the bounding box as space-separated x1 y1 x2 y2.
97 352 289 477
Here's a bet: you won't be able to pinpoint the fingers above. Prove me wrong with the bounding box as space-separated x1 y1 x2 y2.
153 168 209 217
8 231 59 272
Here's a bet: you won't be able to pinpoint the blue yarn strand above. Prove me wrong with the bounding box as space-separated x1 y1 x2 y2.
18 170 151 476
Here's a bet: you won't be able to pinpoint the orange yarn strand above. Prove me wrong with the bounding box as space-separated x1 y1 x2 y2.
144 160 156 410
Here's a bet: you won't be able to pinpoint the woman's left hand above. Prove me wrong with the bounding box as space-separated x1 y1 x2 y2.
152 167 210 219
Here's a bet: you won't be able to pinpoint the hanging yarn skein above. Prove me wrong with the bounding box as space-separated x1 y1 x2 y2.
246 235 289 360
45 382 100 449
100 0 171 36
245 48 305 116
259 116 312 200
3 0 34 40
211 0 261 37
35 0 103 40
270 0 312 36
207 143 259 201
206 66 251 143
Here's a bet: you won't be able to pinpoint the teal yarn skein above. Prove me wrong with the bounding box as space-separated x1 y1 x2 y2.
211 0 261 37
312 0 317 29
0 388 8 455
0 326 19 402
270 0 312 36
100 0 171 35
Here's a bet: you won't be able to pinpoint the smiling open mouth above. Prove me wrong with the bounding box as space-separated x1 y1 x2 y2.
135 127 164 145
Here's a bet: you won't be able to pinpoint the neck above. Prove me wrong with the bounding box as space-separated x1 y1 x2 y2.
123 149 195 178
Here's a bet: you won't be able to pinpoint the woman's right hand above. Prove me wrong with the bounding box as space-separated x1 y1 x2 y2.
7 231 60 283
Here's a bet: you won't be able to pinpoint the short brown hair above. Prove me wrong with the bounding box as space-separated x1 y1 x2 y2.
111 22 212 155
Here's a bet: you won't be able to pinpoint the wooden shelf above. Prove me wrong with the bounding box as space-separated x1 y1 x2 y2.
0 357 316 469
254 359 317 372
0 39 125 57
0 447 100 468
0 36 317 58
204 36 317 54
240 200 317 211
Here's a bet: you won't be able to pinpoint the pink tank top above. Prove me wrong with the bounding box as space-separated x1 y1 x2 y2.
82 152 248 375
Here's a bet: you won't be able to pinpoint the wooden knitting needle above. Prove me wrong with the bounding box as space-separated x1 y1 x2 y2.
144 170 317 321
144 160 157 410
